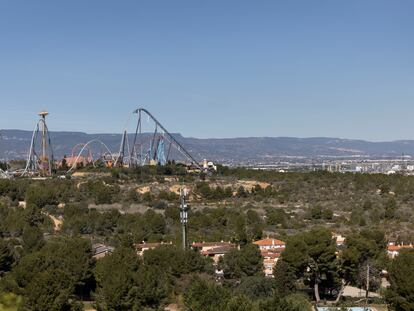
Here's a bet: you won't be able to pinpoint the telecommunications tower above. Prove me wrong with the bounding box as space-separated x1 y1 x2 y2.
180 188 189 250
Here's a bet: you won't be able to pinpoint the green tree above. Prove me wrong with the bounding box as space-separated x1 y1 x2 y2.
12 237 93 311
21 226 44 252
340 230 386 290
282 228 339 302
11 238 93 301
236 276 275 299
25 184 58 208
283 294 313 311
273 259 296 296
234 215 248 245
95 247 141 311
129 265 170 309
257 293 312 311
303 227 339 302
321 208 333 220
0 239 14 275
24 204 45 227
219 244 263 279
309 205 323 219
22 269 76 311
184 276 229 311
386 250 414 310
266 209 287 227
143 245 212 277
246 210 261 225
385 198 397 220
225 295 253 311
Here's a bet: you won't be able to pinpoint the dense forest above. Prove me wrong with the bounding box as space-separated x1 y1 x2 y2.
0 165 414 310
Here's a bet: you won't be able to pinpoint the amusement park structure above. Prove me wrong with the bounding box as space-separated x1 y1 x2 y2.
0 132 9 179
22 111 54 176
115 108 201 169
67 108 201 172
15 108 203 177
0 170 8 179
66 139 115 173
13 108 206 178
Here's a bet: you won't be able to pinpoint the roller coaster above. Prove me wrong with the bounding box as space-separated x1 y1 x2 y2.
115 108 201 169
66 139 115 173
12 108 202 177
0 169 9 179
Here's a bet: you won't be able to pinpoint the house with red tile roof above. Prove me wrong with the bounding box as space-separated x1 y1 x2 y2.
253 238 286 277
253 238 285 251
135 241 172 256
191 241 237 263
387 242 414 259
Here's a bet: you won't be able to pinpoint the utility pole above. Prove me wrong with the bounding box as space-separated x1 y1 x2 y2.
366 262 370 300
180 188 189 250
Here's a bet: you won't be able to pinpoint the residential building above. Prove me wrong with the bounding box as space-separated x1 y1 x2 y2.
387 242 414 259
333 233 346 248
191 241 236 263
261 251 282 277
253 238 285 251
92 243 114 260
135 241 172 256
253 238 286 277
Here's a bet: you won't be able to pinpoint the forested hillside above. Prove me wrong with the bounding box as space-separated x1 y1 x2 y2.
1 166 414 310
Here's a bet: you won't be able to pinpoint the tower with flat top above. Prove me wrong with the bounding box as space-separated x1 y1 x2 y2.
38 111 50 175
22 110 54 176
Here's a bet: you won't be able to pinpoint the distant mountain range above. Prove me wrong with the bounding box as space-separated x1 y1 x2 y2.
0 129 413 164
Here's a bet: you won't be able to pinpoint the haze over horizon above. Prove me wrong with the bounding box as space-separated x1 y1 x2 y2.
4 128 414 144
1 1 413 141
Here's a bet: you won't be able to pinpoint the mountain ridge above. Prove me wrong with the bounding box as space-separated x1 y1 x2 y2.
1 129 413 163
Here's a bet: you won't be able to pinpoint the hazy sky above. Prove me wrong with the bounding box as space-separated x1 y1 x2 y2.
0 1 413 140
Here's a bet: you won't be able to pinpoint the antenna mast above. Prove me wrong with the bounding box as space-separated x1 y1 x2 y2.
180 188 189 250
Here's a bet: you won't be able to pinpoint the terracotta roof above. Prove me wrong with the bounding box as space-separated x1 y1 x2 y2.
201 245 235 255
192 242 234 248
387 244 414 252
253 238 285 247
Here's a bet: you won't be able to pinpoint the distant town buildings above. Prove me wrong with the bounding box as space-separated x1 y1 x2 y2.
242 155 414 175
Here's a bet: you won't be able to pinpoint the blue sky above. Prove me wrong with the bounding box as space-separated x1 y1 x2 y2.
0 0 413 140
